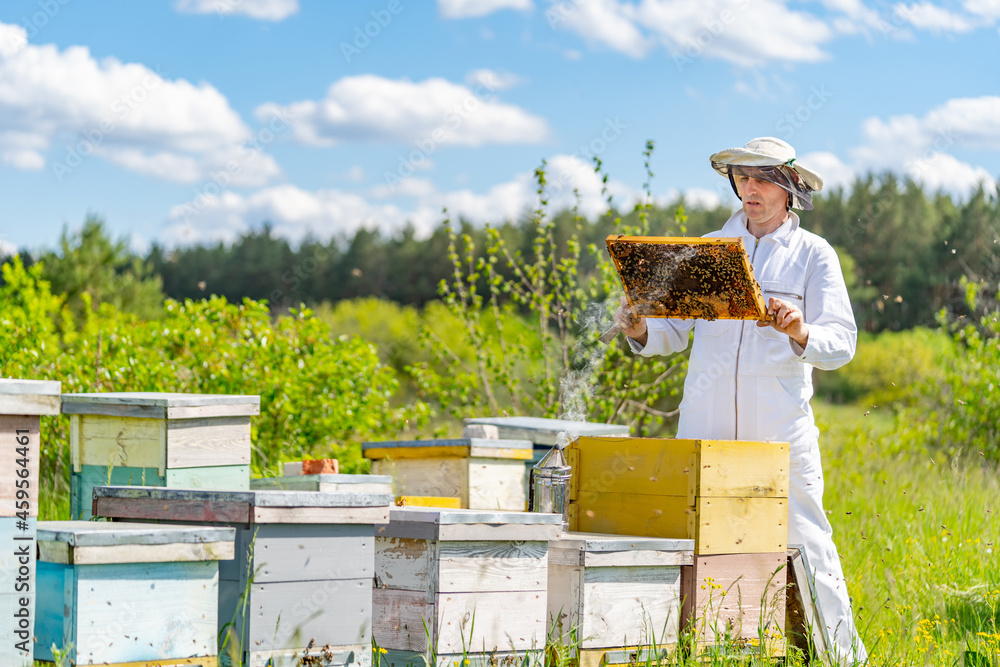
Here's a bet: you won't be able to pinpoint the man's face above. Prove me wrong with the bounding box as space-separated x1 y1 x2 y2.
735 172 788 228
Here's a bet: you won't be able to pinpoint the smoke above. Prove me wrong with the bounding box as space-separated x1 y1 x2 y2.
558 296 619 423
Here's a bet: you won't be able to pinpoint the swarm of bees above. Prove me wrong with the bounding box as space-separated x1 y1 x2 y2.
607 236 767 321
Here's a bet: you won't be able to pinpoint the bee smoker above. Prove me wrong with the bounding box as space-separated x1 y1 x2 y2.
528 432 573 530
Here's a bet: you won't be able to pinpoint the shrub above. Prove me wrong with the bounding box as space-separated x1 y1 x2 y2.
1 257 425 518
813 327 954 406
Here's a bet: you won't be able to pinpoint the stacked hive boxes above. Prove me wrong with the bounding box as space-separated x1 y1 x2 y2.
547 534 695 667
34 521 234 666
373 507 562 667
91 486 392 667
62 392 259 520
0 379 61 667
566 436 789 650
362 438 534 510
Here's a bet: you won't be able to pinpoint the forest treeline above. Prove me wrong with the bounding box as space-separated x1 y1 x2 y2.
7 172 1000 333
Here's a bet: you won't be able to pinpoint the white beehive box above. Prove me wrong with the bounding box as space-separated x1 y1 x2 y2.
373 507 562 667
548 533 694 666
0 379 61 667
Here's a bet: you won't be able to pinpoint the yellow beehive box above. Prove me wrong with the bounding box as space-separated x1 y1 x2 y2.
362 438 533 511
566 437 789 554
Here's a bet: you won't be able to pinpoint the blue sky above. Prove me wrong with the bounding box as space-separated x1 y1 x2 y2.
0 0 996 254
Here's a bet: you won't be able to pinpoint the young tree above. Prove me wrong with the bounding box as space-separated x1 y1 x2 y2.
39 215 164 322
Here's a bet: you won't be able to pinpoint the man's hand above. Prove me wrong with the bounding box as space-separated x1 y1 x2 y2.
614 296 648 346
757 297 809 348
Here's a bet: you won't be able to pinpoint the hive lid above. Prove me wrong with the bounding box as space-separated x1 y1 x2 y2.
362 438 533 460
36 520 235 564
61 392 261 419
551 531 695 553
251 473 393 491
378 506 562 541
91 485 394 525
0 379 62 416
93 486 394 508
463 416 629 446
38 520 235 547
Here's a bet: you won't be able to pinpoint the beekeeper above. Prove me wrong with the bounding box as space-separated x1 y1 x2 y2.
614 137 866 665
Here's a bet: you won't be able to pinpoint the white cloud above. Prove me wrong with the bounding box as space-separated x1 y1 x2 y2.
0 21 281 186
547 0 995 63
0 236 16 256
548 0 652 58
824 96 1000 198
904 152 995 196
639 0 834 66
893 2 975 32
255 75 549 148
438 0 532 19
0 23 27 56
800 151 856 191
542 0 836 64
173 0 299 21
964 0 1000 20
464 68 525 91
818 0 884 31
852 96 1000 170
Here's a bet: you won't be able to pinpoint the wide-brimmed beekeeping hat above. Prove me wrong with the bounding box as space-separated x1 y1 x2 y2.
710 137 823 210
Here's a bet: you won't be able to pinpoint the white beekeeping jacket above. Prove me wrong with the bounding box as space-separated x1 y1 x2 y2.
630 210 857 447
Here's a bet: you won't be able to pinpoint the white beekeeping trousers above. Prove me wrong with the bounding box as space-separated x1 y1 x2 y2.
788 439 868 666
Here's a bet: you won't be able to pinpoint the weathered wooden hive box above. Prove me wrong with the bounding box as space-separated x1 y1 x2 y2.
373 507 562 667
62 392 260 520
251 472 393 494
463 416 630 468
362 438 533 510
91 486 392 667
567 436 789 649
682 551 787 651
0 379 61 667
34 520 234 667
547 533 694 667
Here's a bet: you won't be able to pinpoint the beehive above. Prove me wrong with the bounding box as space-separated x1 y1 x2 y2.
567 436 790 650
62 392 260 520
605 236 767 321
548 533 694 666
33 521 234 667
681 552 787 650
0 379 61 667
373 507 561 667
91 486 392 667
567 437 789 554
362 438 533 510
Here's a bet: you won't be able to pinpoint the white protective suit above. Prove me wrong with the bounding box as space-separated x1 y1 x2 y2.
629 210 867 665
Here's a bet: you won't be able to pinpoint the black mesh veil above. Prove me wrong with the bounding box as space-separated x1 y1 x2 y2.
712 162 815 211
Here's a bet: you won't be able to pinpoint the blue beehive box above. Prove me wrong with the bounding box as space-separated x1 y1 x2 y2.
34 521 235 666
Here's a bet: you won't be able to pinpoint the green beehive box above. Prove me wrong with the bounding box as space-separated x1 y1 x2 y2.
62 392 259 520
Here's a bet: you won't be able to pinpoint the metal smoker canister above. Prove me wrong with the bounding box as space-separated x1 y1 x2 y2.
529 436 573 529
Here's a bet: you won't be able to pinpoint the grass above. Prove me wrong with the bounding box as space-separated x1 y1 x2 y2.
816 401 1000 666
